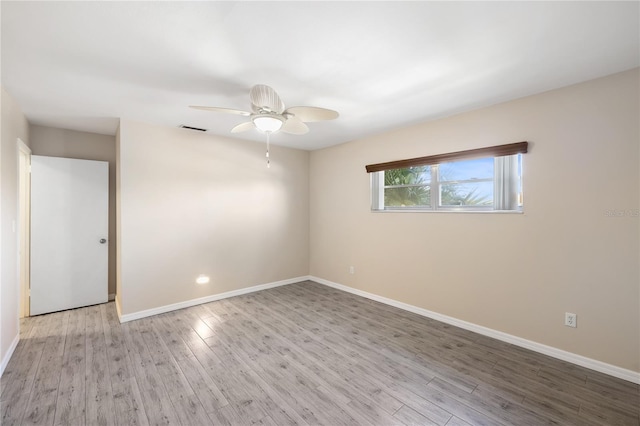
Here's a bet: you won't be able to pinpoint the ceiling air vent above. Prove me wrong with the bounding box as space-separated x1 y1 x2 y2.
178 125 207 132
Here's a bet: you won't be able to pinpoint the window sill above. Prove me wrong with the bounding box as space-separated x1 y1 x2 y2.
371 209 524 214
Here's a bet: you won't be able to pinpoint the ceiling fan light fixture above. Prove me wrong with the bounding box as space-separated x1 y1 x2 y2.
252 114 284 133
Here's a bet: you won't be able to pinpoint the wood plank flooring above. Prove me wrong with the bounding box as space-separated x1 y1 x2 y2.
2 281 639 425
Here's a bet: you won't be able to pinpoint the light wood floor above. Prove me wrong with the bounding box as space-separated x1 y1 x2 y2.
1 281 639 426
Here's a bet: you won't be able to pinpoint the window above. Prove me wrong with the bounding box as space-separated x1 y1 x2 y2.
368 142 527 212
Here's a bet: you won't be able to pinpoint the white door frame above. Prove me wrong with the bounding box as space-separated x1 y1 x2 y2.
17 139 31 318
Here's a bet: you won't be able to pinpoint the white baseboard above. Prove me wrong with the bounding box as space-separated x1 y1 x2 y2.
309 276 640 385
0 333 20 376
117 276 311 323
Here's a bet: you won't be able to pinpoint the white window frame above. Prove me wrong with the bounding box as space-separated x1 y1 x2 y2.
371 154 523 213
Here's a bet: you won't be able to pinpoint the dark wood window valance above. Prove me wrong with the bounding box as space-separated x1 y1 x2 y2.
365 141 528 173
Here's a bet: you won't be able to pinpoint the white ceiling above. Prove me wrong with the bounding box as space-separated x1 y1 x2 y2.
2 1 638 150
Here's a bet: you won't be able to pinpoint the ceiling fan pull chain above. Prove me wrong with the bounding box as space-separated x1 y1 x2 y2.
266 131 271 168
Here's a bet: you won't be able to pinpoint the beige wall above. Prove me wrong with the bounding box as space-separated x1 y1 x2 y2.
1 87 30 368
309 69 640 372
29 125 117 296
117 120 310 315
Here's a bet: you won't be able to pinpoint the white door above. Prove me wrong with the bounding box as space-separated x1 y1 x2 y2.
30 155 109 315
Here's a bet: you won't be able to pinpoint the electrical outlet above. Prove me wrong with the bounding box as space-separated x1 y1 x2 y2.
349 266 355 274
565 312 577 328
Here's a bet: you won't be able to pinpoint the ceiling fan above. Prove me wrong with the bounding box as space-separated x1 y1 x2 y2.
190 84 339 136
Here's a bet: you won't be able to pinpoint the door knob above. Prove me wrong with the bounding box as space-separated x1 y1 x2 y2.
99 238 107 244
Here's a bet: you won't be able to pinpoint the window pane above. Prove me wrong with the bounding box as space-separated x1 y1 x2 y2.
439 157 493 182
385 186 430 207
372 153 522 212
440 182 493 206
385 166 430 186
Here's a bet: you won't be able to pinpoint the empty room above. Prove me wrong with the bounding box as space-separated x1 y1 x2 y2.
1 2 639 425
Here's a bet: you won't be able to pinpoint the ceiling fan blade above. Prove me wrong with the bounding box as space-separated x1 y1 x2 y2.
281 116 309 135
231 121 256 133
250 85 285 114
190 106 251 116
284 106 339 122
